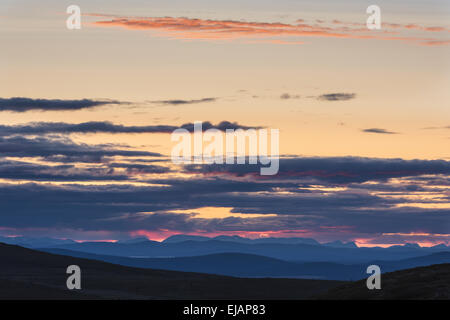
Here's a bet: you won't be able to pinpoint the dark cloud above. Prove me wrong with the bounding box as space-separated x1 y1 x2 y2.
280 93 301 99
180 121 263 132
0 179 448 236
42 155 109 163
362 128 398 134
422 125 450 130
0 160 129 181
0 125 447 240
0 121 261 136
0 136 161 160
0 97 123 112
150 98 217 105
317 93 356 101
183 157 450 183
109 163 171 174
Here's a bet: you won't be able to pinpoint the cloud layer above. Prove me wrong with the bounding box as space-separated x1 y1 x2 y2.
362 128 398 134
318 93 356 101
91 15 450 46
0 121 261 136
149 98 217 105
0 97 123 112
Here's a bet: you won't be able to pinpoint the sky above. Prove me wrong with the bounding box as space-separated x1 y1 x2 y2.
0 0 449 246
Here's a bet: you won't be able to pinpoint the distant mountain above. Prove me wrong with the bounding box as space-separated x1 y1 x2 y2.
1 242 448 299
163 235 211 243
117 237 153 244
40 248 450 281
213 235 320 245
0 236 76 248
163 234 320 245
0 242 343 299
45 238 449 264
432 244 448 249
323 240 357 248
42 249 361 280
317 263 450 300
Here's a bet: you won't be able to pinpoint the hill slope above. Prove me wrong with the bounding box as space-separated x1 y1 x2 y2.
317 264 450 300
0 242 343 299
42 248 450 280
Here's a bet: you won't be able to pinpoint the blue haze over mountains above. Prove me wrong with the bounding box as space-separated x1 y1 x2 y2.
1 234 448 281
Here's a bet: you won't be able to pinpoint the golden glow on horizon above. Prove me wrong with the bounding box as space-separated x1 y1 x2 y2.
147 207 277 219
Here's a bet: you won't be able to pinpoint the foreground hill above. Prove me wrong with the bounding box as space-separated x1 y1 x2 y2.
0 242 343 299
2 242 448 299
317 264 450 300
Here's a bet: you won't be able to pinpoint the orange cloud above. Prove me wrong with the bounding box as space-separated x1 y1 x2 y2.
421 40 450 46
89 15 450 46
92 16 355 40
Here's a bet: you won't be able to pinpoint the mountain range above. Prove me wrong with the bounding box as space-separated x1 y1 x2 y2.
41 248 450 280
2 234 449 281
31 236 449 264
0 242 448 300
0 242 343 299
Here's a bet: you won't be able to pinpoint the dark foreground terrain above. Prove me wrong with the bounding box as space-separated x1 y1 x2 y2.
317 263 450 300
0 243 342 299
1 243 448 300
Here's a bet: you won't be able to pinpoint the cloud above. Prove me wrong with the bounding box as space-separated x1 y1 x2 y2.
0 160 130 181
92 16 346 40
362 128 398 134
0 154 448 242
0 176 448 238
180 121 263 132
90 15 449 46
0 136 161 161
109 162 171 174
149 98 217 105
421 40 450 47
423 125 450 130
0 121 261 136
317 93 356 101
383 23 449 33
280 93 301 100
0 97 123 112
183 157 450 183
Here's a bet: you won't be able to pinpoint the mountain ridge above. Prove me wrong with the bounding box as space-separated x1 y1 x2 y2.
41 238 449 264
40 247 450 280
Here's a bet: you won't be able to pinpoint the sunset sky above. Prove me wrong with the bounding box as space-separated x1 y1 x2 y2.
0 0 449 246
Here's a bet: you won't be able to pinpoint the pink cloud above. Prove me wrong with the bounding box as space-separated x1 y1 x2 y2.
89 15 449 46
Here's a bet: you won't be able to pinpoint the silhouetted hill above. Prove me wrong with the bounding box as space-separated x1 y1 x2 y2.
41 248 450 280
0 278 100 300
2 242 447 299
0 235 76 248
372 252 450 271
323 240 357 248
317 264 450 300
46 239 449 263
0 242 343 299
164 235 320 245
42 249 361 279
